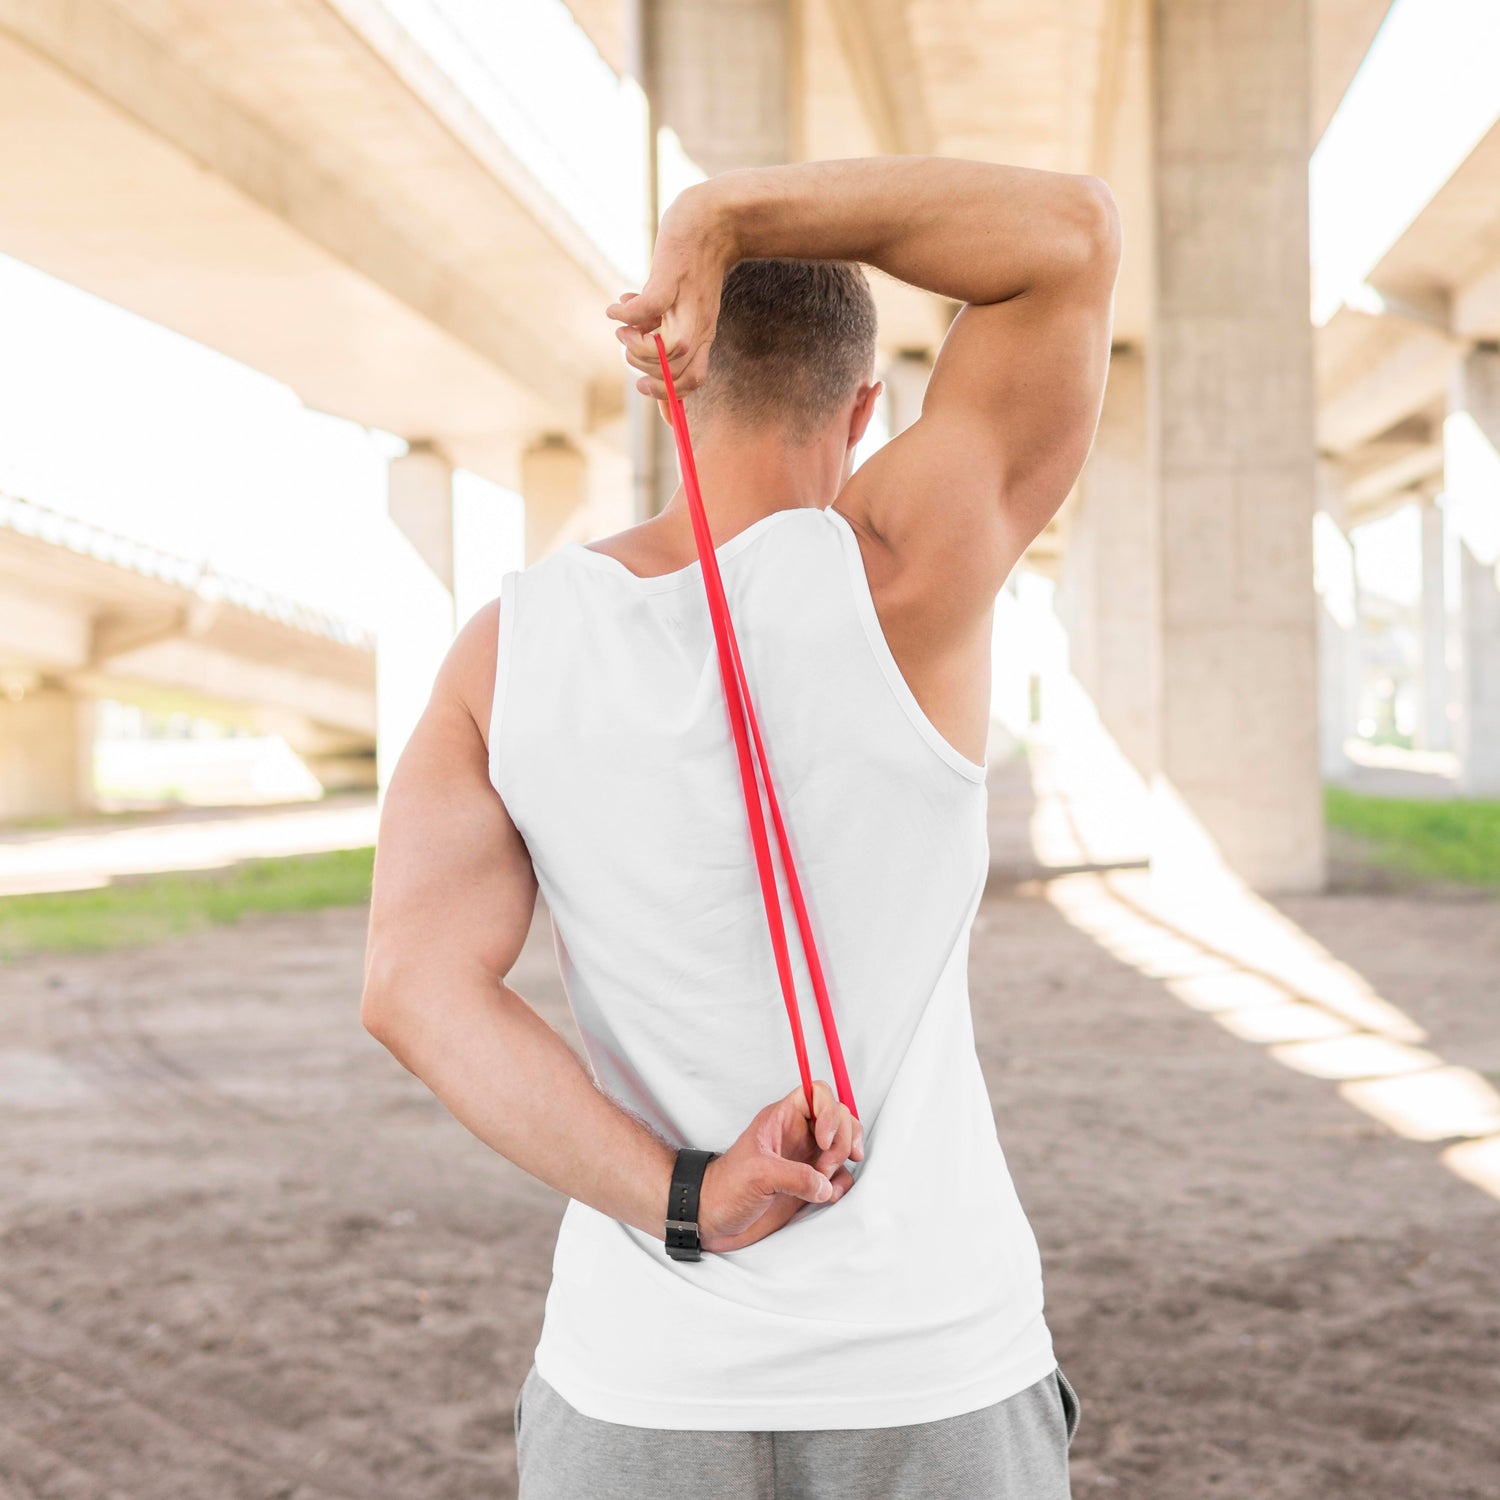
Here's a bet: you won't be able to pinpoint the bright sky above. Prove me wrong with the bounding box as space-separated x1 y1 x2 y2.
0 0 1489 626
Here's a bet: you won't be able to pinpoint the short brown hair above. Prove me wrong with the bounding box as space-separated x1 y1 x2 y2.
686 259 877 439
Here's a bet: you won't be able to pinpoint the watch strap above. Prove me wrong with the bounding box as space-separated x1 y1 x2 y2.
664 1147 718 1261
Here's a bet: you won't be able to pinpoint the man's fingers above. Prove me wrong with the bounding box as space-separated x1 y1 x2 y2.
759 1158 835 1205
621 341 665 378
606 286 665 326
803 1080 833 1123
810 1084 854 1156
676 344 714 394
619 329 705 391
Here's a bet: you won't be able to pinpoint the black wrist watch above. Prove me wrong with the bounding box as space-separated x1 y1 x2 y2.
664 1147 719 1262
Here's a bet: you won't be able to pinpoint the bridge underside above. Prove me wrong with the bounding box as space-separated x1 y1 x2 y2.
11 0 1499 881
0 500 375 820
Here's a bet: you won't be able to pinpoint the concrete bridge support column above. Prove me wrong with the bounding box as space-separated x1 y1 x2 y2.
378 444 455 791
883 352 932 439
522 437 590 566
646 0 791 176
1057 348 1157 778
642 0 793 517
0 683 95 823
1456 545 1500 794
1418 498 1452 752
1314 464 1361 783
1446 346 1500 794
1147 0 1323 891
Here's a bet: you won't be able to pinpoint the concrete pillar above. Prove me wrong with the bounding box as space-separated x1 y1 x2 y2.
883 352 932 439
1313 462 1361 782
1147 0 1324 892
642 0 791 518
1058 348 1157 777
1446 346 1500 793
0 682 95 822
1456 544 1500 794
521 437 590 565
647 0 791 174
1418 498 1451 751
378 444 455 790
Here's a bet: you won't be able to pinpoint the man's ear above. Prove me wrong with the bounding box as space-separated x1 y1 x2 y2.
848 381 883 449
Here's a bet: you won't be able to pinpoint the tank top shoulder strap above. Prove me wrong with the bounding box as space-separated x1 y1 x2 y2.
818 506 989 783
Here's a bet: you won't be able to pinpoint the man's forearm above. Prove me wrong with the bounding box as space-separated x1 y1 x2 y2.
364 966 674 1238
691 156 1115 308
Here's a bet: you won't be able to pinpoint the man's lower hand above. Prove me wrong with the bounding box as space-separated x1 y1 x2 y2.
697 1081 864 1254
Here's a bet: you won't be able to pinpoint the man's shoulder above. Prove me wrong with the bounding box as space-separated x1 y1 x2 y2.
437 597 503 750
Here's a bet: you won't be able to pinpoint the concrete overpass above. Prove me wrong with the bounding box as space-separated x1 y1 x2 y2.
8 0 1474 893
0 494 374 821
1312 115 1500 792
0 0 657 799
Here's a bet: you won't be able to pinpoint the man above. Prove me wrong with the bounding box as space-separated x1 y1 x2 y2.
363 156 1119 1497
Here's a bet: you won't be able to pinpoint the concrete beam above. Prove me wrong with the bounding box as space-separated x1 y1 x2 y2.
0 0 617 471
1340 438 1444 516
1455 255 1500 342
823 0 935 156
1313 0 1395 141
1318 315 1458 455
0 590 90 672
0 0 577 416
71 639 375 741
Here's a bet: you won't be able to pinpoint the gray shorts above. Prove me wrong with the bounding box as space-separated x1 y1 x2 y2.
514 1363 1081 1499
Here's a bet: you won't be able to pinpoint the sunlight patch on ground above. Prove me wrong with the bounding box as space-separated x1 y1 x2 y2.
1015 725 1500 1198
1045 867 1500 1203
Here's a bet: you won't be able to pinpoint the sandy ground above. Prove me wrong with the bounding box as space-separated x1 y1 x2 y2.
2 877 1498 1498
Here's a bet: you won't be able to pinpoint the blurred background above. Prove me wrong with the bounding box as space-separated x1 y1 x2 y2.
0 1 1496 1497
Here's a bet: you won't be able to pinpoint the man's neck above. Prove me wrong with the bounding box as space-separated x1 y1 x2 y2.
656 422 843 541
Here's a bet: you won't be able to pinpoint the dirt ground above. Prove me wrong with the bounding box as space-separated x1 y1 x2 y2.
2 880 1498 1499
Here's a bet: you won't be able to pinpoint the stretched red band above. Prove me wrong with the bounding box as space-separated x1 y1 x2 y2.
652 333 858 1121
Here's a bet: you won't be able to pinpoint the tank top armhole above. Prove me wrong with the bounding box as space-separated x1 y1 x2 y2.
486 569 519 796
823 506 989 784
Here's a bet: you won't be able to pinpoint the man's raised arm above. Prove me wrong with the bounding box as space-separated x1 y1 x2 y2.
613 156 1121 605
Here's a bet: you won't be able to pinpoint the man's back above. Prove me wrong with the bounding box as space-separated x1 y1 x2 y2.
363 155 1117 1495
486 503 1052 1427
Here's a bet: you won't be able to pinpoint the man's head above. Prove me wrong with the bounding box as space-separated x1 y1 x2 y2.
684 259 880 457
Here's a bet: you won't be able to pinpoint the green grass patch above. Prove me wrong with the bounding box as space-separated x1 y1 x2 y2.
0 846 374 960
1326 788 1500 889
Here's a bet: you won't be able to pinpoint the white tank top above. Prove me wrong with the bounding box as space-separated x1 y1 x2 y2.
487 504 1055 1431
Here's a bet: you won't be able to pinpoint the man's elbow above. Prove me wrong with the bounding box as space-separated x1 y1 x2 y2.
361 940 413 1053
1062 175 1122 281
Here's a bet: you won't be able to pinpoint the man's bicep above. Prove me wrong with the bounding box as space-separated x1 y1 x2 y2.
369 618 537 984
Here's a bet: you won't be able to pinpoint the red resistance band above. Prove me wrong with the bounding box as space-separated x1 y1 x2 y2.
652 333 858 1123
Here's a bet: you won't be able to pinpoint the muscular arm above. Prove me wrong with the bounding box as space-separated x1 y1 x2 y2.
614 155 1120 631
361 602 680 1237
361 604 857 1250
